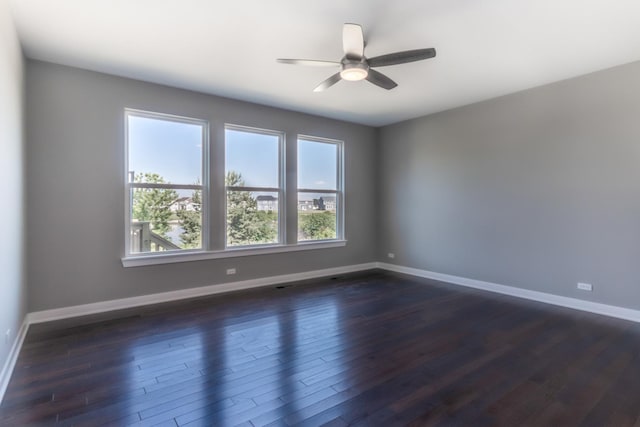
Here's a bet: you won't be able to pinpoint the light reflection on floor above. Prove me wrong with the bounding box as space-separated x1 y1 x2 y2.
124 295 343 425
127 326 208 424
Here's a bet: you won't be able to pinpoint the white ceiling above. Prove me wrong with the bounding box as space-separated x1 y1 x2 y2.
9 0 640 126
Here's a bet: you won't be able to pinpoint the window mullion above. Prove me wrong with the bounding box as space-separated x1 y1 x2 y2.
130 183 203 190
226 186 280 192
296 188 338 194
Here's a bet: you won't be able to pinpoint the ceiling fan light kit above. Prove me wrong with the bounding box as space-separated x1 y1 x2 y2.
340 59 368 81
277 23 436 92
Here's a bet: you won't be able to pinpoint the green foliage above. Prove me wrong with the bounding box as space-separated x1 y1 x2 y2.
132 173 177 238
299 210 336 240
132 171 279 249
226 171 278 246
176 187 201 249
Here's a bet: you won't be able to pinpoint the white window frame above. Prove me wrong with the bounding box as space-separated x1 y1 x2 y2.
297 135 345 242
224 124 285 248
121 114 347 268
124 109 210 257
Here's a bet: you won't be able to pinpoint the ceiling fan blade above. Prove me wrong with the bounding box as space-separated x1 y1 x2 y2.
313 73 342 92
276 59 340 67
343 23 364 59
366 69 398 90
368 48 436 67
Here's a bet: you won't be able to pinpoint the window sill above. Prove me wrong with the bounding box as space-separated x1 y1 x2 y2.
121 240 347 267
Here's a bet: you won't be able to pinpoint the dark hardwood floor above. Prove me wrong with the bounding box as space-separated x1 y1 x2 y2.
2 271 640 426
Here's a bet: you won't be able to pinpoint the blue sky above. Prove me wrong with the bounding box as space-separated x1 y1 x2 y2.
128 115 337 190
225 129 278 187
298 139 337 190
128 115 202 184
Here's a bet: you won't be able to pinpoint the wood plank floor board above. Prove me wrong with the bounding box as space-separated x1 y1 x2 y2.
580 358 640 426
136 359 328 421
347 344 518 425
2 271 640 426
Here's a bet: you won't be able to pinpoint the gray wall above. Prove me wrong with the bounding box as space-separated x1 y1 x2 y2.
26 60 378 312
24 54 640 314
0 0 27 370
379 61 640 310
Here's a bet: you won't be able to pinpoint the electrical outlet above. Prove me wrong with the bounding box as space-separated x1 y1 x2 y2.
388 253 395 259
577 282 593 292
226 268 236 275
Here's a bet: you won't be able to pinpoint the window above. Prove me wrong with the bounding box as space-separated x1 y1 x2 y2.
298 137 343 241
123 110 346 266
125 110 207 255
225 125 283 247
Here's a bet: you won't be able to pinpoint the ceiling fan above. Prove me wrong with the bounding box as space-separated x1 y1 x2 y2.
277 23 436 92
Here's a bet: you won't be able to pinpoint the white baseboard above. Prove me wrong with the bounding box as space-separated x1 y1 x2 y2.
27 262 377 324
0 319 29 404
376 262 640 323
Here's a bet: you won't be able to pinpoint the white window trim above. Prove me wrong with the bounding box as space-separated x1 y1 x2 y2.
122 240 347 267
297 135 345 242
124 109 210 257
121 112 348 267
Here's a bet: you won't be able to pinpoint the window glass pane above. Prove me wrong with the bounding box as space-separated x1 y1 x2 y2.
227 191 279 246
298 192 337 241
226 128 279 188
128 115 203 185
130 188 202 253
298 139 337 190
